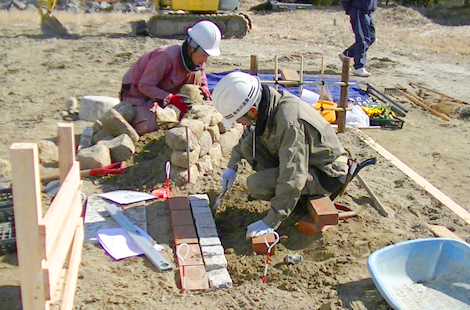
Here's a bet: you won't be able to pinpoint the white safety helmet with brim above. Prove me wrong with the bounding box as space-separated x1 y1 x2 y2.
212 71 262 128
187 20 221 56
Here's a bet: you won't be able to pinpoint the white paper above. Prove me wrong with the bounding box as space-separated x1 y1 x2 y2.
300 89 320 106
96 225 164 260
96 190 156 205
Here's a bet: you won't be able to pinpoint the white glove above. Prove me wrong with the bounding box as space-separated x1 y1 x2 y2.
221 168 237 190
246 220 274 239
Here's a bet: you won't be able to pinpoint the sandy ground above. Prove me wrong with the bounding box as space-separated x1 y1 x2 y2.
1 3 470 310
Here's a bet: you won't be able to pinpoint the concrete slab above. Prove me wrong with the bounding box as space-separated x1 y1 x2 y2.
84 195 146 243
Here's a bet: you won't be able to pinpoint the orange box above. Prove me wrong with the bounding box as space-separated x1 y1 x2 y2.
252 233 277 255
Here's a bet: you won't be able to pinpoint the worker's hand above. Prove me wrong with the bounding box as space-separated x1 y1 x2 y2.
246 220 274 239
221 168 237 190
167 94 192 119
200 87 211 100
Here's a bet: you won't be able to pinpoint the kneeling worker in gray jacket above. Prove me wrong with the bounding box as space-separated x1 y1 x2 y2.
212 71 349 239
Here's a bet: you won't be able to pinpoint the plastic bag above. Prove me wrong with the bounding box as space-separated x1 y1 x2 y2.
346 105 370 127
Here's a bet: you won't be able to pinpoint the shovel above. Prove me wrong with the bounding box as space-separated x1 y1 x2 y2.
211 179 229 215
37 0 69 37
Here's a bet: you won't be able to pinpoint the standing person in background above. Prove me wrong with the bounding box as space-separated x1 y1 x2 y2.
339 0 377 77
120 20 221 135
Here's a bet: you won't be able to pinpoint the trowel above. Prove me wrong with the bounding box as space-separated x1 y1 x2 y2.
211 179 229 215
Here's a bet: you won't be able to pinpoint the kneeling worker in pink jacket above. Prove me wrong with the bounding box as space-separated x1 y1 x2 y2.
120 20 221 135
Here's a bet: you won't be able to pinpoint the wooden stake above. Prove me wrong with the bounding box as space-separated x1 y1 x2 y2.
250 54 258 76
274 55 279 90
299 56 304 96
337 57 350 133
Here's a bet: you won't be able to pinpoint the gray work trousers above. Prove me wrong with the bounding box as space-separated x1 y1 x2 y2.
238 133 330 203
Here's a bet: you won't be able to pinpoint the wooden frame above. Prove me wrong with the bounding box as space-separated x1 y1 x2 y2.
249 54 351 132
10 123 83 310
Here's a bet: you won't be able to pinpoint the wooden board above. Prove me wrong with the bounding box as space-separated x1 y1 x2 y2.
358 131 470 226
426 224 464 241
281 69 300 81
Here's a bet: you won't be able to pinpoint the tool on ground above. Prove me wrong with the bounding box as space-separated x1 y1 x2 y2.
105 203 172 271
37 0 69 37
151 161 171 199
330 157 377 200
395 87 450 121
0 161 128 188
176 243 190 292
365 83 407 117
262 231 280 283
355 174 389 217
211 179 229 215
284 254 303 265
409 82 468 105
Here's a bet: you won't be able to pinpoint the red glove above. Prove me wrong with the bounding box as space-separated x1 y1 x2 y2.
200 87 211 100
165 94 192 117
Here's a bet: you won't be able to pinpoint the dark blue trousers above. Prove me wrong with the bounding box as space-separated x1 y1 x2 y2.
343 8 376 69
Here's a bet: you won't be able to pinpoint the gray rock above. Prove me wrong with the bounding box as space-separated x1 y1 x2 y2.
100 108 139 143
98 134 135 163
77 143 111 169
0 158 12 179
198 130 212 156
37 140 59 164
79 95 119 122
165 127 198 151
179 119 204 139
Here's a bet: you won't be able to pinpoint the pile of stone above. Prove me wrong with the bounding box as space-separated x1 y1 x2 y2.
74 84 243 186
165 104 243 186
1 0 155 14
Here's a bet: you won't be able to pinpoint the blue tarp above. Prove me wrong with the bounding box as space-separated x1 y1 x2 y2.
206 71 370 103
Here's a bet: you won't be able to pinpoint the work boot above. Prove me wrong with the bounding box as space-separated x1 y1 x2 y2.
352 67 372 77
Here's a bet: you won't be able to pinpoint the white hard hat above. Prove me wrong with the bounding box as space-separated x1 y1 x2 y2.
187 20 221 57
212 71 262 128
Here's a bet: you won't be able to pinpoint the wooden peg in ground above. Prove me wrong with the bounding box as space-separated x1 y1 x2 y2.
355 174 389 217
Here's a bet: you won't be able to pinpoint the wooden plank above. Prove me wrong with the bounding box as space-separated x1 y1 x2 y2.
337 57 350 133
280 69 300 81
426 224 464 241
58 123 76 184
358 132 470 226
355 174 389 217
44 191 82 295
40 162 81 254
105 203 173 271
398 89 450 121
10 142 47 310
61 219 84 310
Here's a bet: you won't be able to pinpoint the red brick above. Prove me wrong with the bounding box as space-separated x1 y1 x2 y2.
175 243 204 266
173 225 198 245
252 233 277 255
170 209 194 226
178 265 209 291
168 196 190 211
308 197 338 227
296 219 320 236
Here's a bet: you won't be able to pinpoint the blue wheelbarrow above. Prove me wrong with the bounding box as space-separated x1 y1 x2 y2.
368 238 470 310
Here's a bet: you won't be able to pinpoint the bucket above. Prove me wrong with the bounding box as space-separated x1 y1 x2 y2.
314 100 337 123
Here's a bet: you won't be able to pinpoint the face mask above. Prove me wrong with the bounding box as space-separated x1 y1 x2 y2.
180 38 201 72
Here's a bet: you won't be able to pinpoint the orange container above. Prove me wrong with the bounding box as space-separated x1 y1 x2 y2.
314 100 337 123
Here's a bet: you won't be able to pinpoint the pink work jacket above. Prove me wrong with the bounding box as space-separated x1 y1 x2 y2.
121 45 209 102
